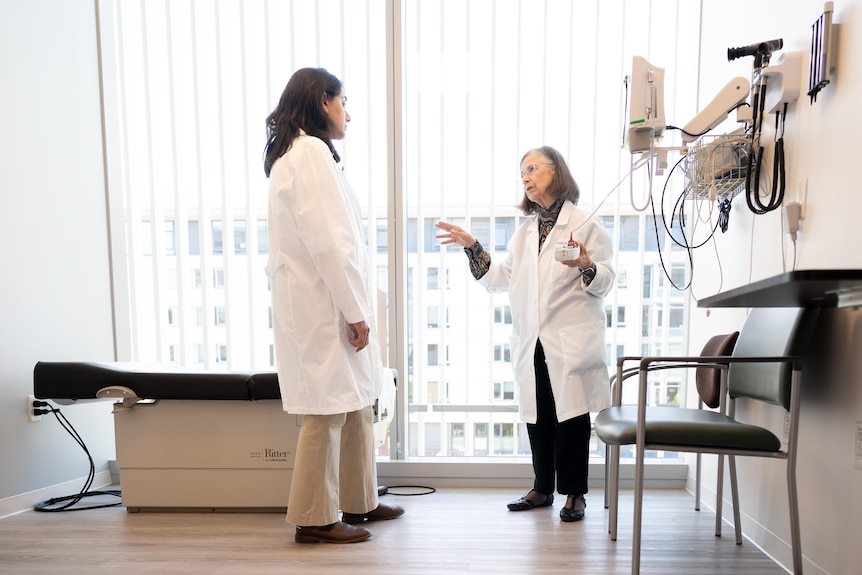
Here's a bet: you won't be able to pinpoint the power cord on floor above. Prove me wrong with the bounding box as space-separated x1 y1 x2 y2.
31 401 122 512
378 485 436 496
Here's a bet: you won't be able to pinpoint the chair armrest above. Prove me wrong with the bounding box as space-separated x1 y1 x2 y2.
610 355 731 406
631 355 804 419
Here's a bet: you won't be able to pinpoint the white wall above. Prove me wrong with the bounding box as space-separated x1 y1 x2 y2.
689 2 862 574
0 0 116 509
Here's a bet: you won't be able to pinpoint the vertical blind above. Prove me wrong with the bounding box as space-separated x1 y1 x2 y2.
99 0 701 459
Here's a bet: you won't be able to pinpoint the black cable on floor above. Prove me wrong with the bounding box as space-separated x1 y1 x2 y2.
32 404 123 512
379 485 436 496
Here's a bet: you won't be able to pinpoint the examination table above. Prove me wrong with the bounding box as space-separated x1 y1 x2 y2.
32 361 390 512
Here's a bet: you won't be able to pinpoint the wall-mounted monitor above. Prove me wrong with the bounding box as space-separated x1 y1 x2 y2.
626 55 666 153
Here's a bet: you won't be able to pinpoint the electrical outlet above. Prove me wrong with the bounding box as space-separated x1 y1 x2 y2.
855 420 862 471
27 394 41 423
796 177 808 219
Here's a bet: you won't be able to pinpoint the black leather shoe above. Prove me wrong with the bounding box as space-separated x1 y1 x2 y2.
342 503 405 524
507 489 554 511
294 521 371 544
559 494 586 522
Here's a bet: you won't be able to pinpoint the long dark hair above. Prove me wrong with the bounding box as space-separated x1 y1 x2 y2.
263 68 343 177
516 146 580 215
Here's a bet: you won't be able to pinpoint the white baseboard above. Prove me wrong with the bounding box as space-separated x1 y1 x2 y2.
378 458 688 489
0 470 113 519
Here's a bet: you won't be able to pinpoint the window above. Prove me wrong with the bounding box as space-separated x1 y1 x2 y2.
471 218 490 247
495 218 516 251
100 0 698 460
376 221 388 254
165 221 176 256
214 306 226 326
141 222 152 256
449 423 465 456
474 423 488 457
619 216 640 251
427 381 439 404
427 344 439 366
256 220 267 255
215 344 227 363
427 267 439 290
670 304 685 334
671 264 686 288
425 423 441 456
165 269 177 290
494 305 512 325
188 221 200 256
212 221 223 256
642 266 652 298
427 305 439 328
641 305 650 337
493 381 515 401
493 344 511 363
618 269 628 288
234 220 246 255
213 269 224 289
493 423 514 455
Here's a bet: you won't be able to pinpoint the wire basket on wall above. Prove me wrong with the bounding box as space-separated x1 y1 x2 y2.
684 134 750 202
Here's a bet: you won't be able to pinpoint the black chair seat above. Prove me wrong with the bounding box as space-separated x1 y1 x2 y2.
595 405 781 452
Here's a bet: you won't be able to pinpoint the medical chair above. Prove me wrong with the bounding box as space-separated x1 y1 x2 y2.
595 307 818 575
602 331 739 518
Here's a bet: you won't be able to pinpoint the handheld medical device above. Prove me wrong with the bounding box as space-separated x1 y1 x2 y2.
554 232 581 262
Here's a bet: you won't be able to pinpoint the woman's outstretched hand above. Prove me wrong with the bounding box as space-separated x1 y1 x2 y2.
435 221 476 249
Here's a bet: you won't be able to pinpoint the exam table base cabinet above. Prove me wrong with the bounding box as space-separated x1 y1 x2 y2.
114 399 301 512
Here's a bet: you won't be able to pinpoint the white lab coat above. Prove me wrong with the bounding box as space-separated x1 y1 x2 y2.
478 201 615 423
265 133 387 415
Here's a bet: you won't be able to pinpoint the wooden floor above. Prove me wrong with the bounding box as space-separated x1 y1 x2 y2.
0 487 788 575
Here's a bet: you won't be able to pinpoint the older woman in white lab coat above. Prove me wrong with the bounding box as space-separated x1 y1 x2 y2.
436 146 615 523
264 67 403 545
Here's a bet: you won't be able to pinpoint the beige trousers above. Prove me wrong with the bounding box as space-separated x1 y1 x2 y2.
285 405 379 527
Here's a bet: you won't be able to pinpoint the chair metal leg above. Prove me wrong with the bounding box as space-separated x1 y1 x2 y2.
604 443 610 509
787 369 803 574
787 456 803 573
695 453 702 511
787 468 803 573
728 455 742 545
632 444 646 575
609 443 620 540
715 453 725 537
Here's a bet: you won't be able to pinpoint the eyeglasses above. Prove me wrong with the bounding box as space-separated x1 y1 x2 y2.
520 162 553 179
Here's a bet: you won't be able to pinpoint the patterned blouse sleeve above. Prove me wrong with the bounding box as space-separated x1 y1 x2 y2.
464 241 491 280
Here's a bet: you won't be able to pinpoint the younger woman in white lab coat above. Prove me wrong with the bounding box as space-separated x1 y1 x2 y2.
436 146 615 522
264 67 403 544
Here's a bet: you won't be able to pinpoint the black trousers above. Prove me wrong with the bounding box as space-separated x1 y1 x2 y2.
527 339 591 496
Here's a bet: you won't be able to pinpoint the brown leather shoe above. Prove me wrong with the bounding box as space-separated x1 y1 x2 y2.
294 521 371 544
341 503 405 524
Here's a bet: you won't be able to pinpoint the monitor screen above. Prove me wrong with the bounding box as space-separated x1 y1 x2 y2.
626 55 666 153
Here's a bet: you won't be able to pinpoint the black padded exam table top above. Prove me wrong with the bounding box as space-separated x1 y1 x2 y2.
33 361 281 401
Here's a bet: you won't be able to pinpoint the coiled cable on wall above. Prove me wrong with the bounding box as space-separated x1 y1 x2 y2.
745 97 787 215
